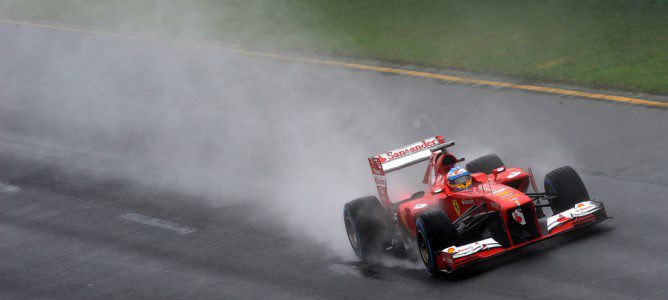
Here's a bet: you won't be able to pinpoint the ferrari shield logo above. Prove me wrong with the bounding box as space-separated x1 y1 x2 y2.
453 200 461 216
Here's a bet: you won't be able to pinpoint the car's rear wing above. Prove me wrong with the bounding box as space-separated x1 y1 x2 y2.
369 136 454 207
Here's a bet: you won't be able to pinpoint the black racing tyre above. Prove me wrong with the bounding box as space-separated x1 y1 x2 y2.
489 213 511 248
466 154 505 174
544 166 590 213
415 210 457 276
343 196 392 261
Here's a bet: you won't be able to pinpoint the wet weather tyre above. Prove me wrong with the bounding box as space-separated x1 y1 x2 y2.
489 213 511 248
415 210 457 276
343 196 392 261
466 154 505 174
544 166 590 213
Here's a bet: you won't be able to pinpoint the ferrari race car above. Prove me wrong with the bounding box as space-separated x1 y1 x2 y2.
343 136 608 275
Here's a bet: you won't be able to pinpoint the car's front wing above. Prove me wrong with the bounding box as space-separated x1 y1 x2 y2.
436 201 608 272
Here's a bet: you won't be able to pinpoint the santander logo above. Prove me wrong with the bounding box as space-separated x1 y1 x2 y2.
379 139 438 162
512 209 526 225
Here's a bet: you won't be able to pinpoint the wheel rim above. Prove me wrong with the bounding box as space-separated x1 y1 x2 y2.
344 216 359 251
417 230 430 265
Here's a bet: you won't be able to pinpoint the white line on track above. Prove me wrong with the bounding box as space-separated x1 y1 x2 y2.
0 182 20 193
120 212 196 235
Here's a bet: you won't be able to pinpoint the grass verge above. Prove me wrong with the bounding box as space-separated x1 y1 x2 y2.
1 0 667 94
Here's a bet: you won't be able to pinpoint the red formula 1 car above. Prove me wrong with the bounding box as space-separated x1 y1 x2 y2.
343 136 608 275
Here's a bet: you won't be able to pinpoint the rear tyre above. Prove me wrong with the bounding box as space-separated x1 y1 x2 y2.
466 154 505 174
415 210 457 276
544 166 590 213
343 196 392 261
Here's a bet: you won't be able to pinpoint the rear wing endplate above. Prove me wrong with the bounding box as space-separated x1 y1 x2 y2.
369 136 454 207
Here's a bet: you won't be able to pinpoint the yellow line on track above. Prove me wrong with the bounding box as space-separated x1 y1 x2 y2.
2 19 666 109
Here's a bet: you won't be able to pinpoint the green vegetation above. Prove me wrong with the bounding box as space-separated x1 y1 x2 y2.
2 0 667 93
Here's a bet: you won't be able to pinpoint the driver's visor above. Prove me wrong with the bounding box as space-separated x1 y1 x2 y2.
451 174 471 186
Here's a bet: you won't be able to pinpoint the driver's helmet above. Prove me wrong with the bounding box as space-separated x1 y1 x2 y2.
447 166 472 191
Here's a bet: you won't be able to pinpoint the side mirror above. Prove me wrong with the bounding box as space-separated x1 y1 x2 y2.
492 166 506 180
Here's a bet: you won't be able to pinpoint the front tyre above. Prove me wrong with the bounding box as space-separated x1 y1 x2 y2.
544 166 590 213
343 196 392 261
415 210 457 276
466 154 505 174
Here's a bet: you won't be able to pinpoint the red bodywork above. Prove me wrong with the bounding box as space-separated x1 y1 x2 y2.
396 168 531 238
369 136 608 273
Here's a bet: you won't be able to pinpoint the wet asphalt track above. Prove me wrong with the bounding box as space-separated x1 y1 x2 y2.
1 24 668 299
